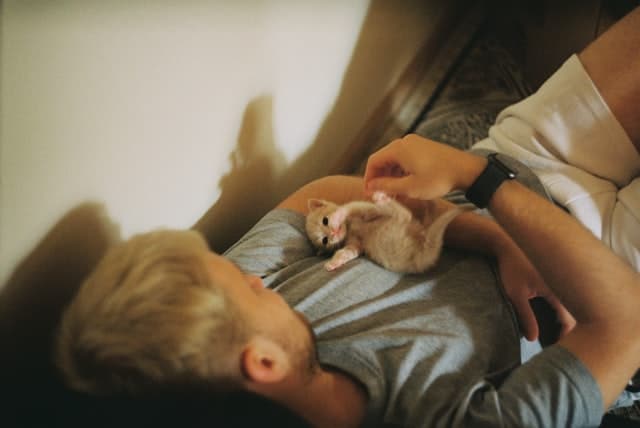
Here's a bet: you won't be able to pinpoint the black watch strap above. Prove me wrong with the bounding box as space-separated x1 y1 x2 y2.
465 153 517 208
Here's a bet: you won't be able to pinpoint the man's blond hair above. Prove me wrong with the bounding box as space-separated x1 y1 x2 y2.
56 229 246 395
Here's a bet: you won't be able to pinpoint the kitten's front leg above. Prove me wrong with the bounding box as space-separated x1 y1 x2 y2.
329 201 381 230
328 206 350 231
325 244 361 271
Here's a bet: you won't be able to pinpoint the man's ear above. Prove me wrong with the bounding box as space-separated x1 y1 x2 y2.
307 199 326 211
241 337 291 385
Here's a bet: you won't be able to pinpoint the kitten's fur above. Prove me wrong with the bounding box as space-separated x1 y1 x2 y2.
306 192 470 273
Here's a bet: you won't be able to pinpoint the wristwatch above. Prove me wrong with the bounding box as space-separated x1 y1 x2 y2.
465 153 517 208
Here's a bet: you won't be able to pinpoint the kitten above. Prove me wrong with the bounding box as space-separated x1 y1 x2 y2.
305 192 470 273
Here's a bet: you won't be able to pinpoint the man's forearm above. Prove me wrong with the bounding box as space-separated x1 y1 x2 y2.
487 178 640 407
444 210 513 257
580 6 640 149
488 180 638 323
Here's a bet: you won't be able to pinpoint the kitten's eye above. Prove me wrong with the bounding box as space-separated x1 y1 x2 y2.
322 217 329 226
322 237 328 246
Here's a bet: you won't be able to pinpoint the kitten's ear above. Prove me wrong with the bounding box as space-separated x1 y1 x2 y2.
307 199 326 211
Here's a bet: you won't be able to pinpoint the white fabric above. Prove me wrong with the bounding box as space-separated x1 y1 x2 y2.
473 54 640 271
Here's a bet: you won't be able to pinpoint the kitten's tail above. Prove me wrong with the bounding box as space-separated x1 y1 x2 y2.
413 204 474 271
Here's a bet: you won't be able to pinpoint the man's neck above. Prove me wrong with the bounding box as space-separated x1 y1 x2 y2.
263 367 367 428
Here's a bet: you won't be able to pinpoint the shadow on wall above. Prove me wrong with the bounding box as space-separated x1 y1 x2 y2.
195 0 400 252
193 95 286 253
0 203 120 424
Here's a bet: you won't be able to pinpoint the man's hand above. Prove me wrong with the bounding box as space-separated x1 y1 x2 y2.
364 134 486 199
496 243 576 341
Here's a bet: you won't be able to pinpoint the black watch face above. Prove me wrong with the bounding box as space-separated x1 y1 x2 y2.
490 154 517 179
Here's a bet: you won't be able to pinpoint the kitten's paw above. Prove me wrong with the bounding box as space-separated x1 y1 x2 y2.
372 191 391 204
324 259 344 271
325 247 359 270
329 208 348 230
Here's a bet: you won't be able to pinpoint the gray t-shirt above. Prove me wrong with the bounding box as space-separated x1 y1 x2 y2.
224 208 602 427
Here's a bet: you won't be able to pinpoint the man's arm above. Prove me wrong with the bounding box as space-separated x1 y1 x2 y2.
277 175 365 214
579 6 640 151
365 135 640 409
489 178 640 408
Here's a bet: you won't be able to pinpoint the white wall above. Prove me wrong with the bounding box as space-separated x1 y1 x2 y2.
0 0 451 287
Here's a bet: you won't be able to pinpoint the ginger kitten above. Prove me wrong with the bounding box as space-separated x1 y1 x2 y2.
305 192 469 273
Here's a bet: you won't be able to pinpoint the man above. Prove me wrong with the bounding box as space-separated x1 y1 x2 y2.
55 7 640 428
57 169 547 426
56 137 640 427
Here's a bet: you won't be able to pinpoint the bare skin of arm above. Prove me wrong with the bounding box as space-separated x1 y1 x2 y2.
364 134 640 409
579 6 640 151
276 175 365 214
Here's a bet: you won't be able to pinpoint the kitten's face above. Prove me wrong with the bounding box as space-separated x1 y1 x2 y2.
305 199 346 253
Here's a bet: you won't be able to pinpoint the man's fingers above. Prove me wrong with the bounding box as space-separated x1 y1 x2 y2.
365 163 406 186
363 140 405 184
364 159 399 186
514 295 539 341
366 175 417 198
546 294 577 338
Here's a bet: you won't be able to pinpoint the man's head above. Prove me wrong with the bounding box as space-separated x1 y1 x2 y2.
56 229 318 396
